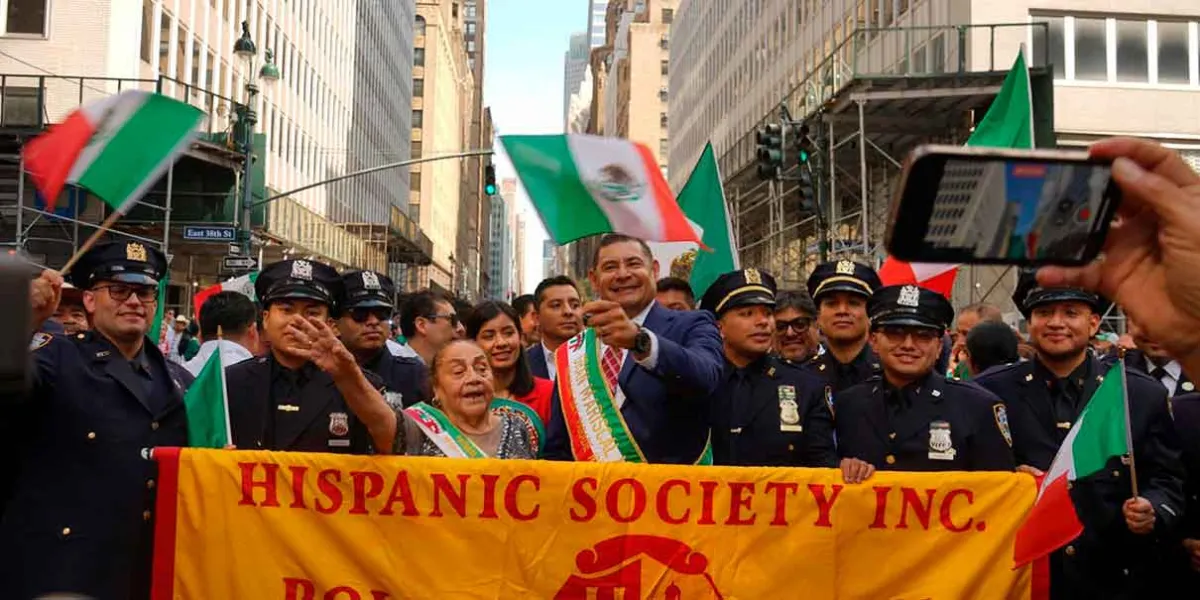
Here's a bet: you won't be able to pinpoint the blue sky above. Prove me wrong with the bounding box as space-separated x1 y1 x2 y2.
484 0 589 292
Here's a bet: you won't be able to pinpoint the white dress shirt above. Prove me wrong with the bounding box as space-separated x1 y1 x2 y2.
1146 358 1184 398
387 338 421 361
542 343 559 381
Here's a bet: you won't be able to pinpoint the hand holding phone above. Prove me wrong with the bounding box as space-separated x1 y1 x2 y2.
886 145 1121 266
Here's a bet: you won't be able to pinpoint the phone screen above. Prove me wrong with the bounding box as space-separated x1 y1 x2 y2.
890 154 1119 266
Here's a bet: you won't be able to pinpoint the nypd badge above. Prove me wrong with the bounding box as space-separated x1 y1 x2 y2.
993 403 1012 447
745 268 762 285
362 271 382 290
291 259 314 281
928 420 956 460
778 385 802 432
898 285 921 307
328 412 350 437
126 242 148 262
835 260 855 275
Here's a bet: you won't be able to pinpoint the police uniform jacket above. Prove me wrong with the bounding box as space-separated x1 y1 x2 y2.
709 354 838 468
807 344 880 396
1 331 191 600
973 356 1185 599
362 349 430 409
835 371 1015 472
226 354 388 454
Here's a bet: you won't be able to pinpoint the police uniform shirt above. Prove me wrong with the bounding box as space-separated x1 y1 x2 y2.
808 344 881 395
835 371 1015 472
2 331 190 600
709 355 838 468
362 349 430 408
226 354 385 454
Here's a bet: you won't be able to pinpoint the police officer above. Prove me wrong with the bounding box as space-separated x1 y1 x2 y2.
4 241 192 600
337 270 429 407
973 272 1184 600
805 259 882 394
1168 392 1200 590
225 259 399 454
701 269 838 468
836 284 1014 472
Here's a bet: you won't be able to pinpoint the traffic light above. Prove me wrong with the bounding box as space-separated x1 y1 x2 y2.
483 164 497 195
755 124 784 180
798 166 816 212
796 124 814 166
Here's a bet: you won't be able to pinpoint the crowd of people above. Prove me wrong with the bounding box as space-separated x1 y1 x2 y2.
7 136 1200 599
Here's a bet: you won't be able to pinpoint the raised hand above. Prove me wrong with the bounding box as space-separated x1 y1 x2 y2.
285 316 357 376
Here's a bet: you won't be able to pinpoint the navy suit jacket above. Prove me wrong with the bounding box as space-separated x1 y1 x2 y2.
527 345 551 380
545 302 724 464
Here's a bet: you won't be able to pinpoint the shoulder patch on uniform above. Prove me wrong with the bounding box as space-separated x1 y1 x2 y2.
993 403 1013 447
30 332 51 351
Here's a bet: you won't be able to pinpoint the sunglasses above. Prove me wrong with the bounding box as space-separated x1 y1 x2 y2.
348 307 391 323
775 317 812 333
426 313 460 327
94 283 158 303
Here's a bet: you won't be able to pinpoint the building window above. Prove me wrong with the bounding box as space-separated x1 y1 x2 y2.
413 109 423 128
1032 14 1199 86
414 47 425 66
661 8 673 24
466 22 475 34
660 60 668 75
413 78 424 97
1115 19 1148 83
4 0 48 36
1 86 39 126
1031 16 1065 79
452 2 458 18
660 112 667 128
411 177 421 193
415 15 426 36
1158 21 1191 84
467 40 475 52
140 0 153 63
412 141 422 158
1074 17 1107 81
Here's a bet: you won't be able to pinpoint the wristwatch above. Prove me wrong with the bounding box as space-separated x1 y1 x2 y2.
633 326 652 355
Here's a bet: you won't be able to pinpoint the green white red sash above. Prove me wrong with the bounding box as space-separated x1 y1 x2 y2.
555 328 646 462
491 398 545 454
403 402 487 459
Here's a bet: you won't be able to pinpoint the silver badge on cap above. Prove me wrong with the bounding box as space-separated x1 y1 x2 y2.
836 260 855 275
291 260 314 281
362 271 381 290
898 285 921 308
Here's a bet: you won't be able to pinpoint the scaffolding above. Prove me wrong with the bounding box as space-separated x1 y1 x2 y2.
720 23 1050 313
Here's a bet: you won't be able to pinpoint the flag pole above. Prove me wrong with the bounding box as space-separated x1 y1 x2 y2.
59 210 122 274
216 325 233 446
1118 347 1139 498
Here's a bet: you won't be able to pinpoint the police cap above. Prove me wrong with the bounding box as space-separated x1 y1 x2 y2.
255 259 341 307
1012 268 1102 316
806 259 881 302
66 241 167 288
341 270 395 310
869 284 955 331
699 268 777 316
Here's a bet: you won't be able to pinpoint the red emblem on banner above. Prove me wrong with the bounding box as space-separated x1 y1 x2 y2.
554 534 724 599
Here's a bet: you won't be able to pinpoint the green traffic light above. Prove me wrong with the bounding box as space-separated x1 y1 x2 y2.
484 183 497 195
799 149 810 163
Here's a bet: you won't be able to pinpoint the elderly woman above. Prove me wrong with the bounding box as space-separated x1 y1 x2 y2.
392 339 539 459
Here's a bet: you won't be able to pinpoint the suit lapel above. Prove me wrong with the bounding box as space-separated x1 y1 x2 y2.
276 368 337 450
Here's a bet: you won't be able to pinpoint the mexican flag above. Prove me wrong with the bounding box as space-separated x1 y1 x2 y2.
878 50 1034 293
679 142 739 298
183 344 231 448
22 90 203 212
192 272 259 319
500 134 701 245
1013 362 1130 566
147 275 170 347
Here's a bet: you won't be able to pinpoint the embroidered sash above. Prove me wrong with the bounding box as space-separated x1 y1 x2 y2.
555 328 646 462
491 398 545 454
403 402 487 459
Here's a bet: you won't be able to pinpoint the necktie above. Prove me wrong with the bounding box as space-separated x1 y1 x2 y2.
602 345 623 390
1150 366 1168 381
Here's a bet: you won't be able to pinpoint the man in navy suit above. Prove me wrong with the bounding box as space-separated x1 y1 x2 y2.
526 275 583 381
544 234 724 464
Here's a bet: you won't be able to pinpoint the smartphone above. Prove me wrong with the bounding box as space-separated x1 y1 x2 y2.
0 254 31 395
886 144 1121 266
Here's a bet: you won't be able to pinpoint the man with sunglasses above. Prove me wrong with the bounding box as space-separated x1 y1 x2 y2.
398 290 459 365
337 270 429 408
772 289 820 364
10 241 193 600
835 284 1014 473
224 259 397 455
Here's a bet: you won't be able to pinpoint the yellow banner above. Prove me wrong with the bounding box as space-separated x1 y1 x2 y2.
152 448 1040 599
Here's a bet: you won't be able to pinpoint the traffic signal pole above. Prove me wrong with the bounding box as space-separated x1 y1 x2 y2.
754 104 829 263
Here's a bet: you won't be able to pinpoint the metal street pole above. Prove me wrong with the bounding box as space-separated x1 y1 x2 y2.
249 149 494 209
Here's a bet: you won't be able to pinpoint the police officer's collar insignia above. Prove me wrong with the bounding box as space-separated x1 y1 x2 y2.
1025 373 1034 382
362 271 381 290
329 412 350 436
928 421 956 460
836 260 855 275
29 332 51 351
898 285 921 307
931 389 941 398
778 386 802 432
126 242 148 262
767 366 776 378
745 268 762 285
994 404 1013 447
1184 381 1196 392
291 260 314 281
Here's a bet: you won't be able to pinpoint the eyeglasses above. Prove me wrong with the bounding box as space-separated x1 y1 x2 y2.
94 283 158 303
879 326 941 343
776 318 812 333
348 307 390 324
426 313 459 327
